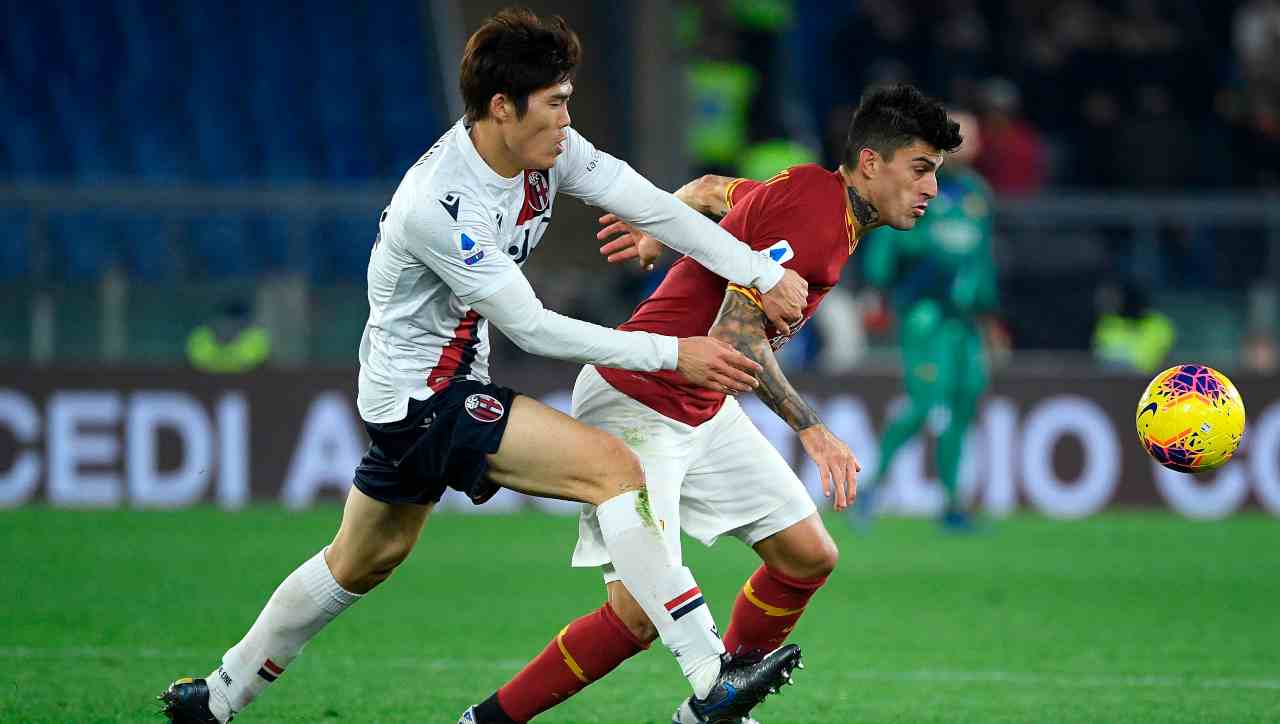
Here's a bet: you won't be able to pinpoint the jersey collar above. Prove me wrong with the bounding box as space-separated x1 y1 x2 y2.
833 168 858 255
845 206 857 255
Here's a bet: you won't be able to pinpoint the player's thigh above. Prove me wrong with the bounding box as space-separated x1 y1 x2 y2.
931 319 984 412
485 394 643 504
572 364 694 528
570 366 695 569
681 400 815 548
900 302 947 402
328 484 433 588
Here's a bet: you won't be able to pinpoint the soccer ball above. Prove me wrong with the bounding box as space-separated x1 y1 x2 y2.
1136 364 1245 473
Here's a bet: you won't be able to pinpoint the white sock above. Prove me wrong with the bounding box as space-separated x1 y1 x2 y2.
596 490 724 699
204 547 361 722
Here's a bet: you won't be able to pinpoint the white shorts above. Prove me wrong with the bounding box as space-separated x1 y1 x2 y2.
571 365 817 583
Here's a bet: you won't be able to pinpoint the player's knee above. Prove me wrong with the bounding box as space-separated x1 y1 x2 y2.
808 538 839 578
328 532 417 593
369 534 416 576
608 583 658 643
603 434 645 488
580 433 645 504
778 536 839 581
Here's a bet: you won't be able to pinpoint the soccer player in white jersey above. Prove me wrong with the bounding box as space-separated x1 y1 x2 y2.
159 8 808 724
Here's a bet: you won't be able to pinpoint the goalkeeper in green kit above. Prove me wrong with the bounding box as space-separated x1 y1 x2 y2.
854 111 1002 531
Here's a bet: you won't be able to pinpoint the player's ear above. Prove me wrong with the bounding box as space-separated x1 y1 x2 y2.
857 147 880 178
489 93 512 122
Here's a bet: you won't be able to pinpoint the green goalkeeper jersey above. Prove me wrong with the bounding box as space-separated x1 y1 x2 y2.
863 166 997 318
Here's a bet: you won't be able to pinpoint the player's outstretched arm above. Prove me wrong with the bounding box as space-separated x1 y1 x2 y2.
469 274 761 393
558 129 806 332
596 176 741 268
594 210 807 336
708 289 861 510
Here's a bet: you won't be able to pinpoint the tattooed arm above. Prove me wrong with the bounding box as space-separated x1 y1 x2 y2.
709 288 861 509
710 288 821 429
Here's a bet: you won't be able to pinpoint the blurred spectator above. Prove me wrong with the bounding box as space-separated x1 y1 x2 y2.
1243 283 1280 372
728 0 795 141
187 299 271 374
1008 0 1113 131
927 0 992 103
1234 0 1280 105
1117 85 1195 189
1091 280 1175 373
737 137 817 180
686 18 757 176
1070 89 1123 187
1228 0 1280 187
1113 0 1187 90
1216 87 1280 188
1241 330 1279 373
973 78 1048 195
836 0 918 95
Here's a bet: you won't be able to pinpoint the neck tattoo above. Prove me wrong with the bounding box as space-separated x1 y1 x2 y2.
847 186 879 227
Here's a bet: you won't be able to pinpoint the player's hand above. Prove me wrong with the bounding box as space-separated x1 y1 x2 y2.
598 214 663 271
761 269 807 335
798 424 860 511
676 337 762 394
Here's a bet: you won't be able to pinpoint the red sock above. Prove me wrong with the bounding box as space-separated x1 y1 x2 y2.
723 564 828 659
492 603 648 722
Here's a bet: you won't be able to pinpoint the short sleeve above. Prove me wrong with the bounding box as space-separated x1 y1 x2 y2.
719 170 796 256
724 178 764 211
555 127 627 205
719 170 814 280
397 194 519 306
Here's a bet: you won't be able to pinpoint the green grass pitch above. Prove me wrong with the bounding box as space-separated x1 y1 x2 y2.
2 507 1278 723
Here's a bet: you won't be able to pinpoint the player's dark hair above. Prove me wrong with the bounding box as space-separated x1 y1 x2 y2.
843 85 963 166
460 7 581 122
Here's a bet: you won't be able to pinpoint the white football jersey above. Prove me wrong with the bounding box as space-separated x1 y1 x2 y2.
357 118 625 423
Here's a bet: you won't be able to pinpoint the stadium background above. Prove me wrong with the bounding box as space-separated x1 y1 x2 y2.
2 1 1279 722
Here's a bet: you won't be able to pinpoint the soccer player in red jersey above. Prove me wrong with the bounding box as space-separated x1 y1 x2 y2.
463 85 962 723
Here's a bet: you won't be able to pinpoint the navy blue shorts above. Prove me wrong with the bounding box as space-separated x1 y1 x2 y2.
352 381 517 506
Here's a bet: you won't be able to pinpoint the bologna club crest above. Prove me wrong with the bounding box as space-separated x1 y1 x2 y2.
516 170 551 226
464 393 506 423
525 170 549 212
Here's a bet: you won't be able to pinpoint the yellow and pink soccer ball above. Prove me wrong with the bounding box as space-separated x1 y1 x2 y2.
1136 364 1245 473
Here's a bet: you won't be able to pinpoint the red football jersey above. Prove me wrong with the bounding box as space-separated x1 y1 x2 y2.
597 164 858 426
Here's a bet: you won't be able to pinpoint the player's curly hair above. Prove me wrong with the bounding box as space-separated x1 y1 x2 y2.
842 85 963 166
460 8 581 122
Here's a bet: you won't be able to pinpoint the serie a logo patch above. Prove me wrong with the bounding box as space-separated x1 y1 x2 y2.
460 232 485 266
760 239 794 264
464 393 505 423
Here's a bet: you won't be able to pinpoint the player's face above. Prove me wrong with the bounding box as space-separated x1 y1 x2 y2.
873 140 945 230
506 81 573 170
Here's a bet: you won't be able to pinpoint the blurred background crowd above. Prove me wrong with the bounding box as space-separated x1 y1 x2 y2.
2 0 1278 376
